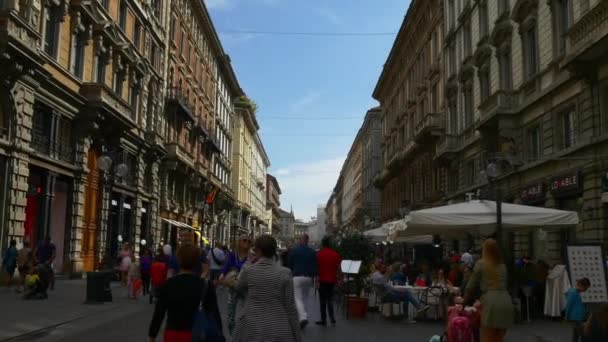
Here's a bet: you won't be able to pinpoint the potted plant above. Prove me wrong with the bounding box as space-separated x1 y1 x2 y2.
336 232 373 318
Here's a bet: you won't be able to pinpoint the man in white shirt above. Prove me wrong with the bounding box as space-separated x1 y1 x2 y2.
461 249 474 267
208 244 226 286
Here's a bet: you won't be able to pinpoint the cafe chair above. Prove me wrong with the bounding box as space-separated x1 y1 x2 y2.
372 285 404 319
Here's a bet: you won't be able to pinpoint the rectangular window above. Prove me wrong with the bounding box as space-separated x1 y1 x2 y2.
70 32 85 78
170 15 176 41
464 85 473 127
464 22 472 57
95 53 106 83
114 69 125 97
119 1 127 30
56 117 73 162
499 49 513 90
130 84 139 114
134 21 141 49
31 109 52 155
527 125 542 161
448 167 459 192
449 97 458 134
431 83 438 112
555 0 571 56
479 67 490 102
449 42 456 75
448 0 455 29
179 27 185 53
561 107 576 148
465 160 475 186
479 2 489 38
44 7 60 58
498 0 510 15
524 27 538 78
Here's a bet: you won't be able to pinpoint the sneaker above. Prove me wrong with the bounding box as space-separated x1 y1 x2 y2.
315 321 327 327
330 320 337 327
417 304 430 313
300 320 308 330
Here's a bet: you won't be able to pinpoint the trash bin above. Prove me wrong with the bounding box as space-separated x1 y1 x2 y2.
85 271 112 304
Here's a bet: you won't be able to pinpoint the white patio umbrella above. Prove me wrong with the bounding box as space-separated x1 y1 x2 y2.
392 200 579 239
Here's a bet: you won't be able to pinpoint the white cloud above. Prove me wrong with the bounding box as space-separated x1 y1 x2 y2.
289 90 323 112
219 32 256 48
274 157 345 221
315 6 341 25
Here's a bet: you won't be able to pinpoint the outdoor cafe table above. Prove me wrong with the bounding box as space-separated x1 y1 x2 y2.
393 285 427 320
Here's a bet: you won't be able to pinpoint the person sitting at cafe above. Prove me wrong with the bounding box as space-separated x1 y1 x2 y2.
390 263 407 285
372 263 430 315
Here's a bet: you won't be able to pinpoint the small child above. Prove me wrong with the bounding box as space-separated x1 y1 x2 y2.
23 267 45 300
127 260 141 299
565 277 591 342
149 255 168 304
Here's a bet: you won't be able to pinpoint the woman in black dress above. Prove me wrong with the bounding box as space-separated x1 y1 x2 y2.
148 244 223 342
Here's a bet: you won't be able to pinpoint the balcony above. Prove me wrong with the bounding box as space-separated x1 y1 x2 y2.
414 112 445 142
166 143 195 169
477 90 519 130
80 83 135 130
565 0 608 68
166 87 195 122
434 135 461 161
396 140 417 163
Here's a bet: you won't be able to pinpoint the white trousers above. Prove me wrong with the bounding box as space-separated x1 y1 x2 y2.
293 276 313 321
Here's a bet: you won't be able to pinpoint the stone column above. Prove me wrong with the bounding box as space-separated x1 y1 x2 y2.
39 171 57 238
67 137 90 273
150 160 161 249
6 79 37 242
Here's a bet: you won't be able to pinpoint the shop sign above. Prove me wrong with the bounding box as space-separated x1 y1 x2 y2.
550 171 582 197
520 182 545 203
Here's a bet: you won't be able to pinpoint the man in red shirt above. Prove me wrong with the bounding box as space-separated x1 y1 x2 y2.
315 236 341 326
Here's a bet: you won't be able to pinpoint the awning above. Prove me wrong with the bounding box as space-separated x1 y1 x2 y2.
163 218 211 244
161 218 197 231
392 200 579 239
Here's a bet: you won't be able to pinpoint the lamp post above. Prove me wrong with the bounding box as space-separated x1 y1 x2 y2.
97 153 129 271
482 159 511 244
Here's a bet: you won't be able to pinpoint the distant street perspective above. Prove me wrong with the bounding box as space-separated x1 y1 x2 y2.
1 0 608 342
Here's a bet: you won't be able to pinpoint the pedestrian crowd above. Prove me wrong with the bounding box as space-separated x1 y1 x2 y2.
1 236 56 299
142 233 341 342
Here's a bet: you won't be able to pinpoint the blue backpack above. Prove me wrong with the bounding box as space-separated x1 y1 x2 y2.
191 280 225 342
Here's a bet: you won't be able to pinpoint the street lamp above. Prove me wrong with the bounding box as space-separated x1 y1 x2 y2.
482 158 512 244
97 152 128 271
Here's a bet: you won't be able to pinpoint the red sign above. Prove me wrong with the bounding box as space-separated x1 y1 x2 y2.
521 182 544 202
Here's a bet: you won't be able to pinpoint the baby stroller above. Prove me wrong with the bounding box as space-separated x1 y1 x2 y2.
23 264 51 300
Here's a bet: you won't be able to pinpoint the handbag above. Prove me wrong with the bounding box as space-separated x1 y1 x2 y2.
191 279 225 342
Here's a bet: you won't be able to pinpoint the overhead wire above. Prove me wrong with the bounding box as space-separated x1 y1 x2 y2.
219 29 397 37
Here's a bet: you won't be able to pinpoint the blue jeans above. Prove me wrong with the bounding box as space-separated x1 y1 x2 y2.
384 289 421 308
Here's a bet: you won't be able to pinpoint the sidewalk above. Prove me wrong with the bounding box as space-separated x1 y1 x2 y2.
0 278 149 341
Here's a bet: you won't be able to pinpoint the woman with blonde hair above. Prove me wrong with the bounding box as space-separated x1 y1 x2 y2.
464 239 513 342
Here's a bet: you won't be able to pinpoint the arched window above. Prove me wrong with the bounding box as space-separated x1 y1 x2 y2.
0 98 7 137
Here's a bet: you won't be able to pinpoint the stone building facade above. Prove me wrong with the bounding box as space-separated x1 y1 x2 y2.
231 98 270 241
277 208 295 245
361 107 383 226
159 0 242 249
367 0 608 261
341 132 363 230
266 174 282 237
0 0 167 273
0 0 256 273
373 0 446 223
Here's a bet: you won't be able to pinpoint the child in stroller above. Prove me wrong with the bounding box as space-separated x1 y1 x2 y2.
23 264 50 299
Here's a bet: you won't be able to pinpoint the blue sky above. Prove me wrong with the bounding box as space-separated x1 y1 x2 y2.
206 0 410 220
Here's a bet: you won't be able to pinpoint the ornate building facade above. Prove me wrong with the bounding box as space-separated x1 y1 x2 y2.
0 0 167 272
373 0 446 223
